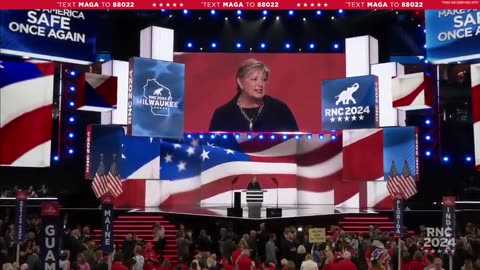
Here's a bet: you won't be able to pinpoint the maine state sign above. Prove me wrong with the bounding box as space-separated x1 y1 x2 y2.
321 75 379 130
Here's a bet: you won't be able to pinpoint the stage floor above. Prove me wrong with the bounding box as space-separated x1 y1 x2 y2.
128 204 379 219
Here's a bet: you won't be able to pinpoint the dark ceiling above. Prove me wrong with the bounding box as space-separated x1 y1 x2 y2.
95 10 426 62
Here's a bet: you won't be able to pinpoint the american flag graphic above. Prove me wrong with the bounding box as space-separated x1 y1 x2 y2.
107 155 123 197
113 134 342 208
471 63 480 170
92 155 110 198
386 160 417 199
0 60 54 167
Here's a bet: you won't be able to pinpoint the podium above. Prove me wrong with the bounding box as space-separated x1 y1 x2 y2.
243 189 266 218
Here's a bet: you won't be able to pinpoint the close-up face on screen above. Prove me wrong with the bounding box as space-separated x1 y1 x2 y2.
173 53 345 133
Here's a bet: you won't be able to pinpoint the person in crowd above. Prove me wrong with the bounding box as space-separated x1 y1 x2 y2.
300 254 318 270
432 257 445 270
408 251 424 270
77 254 90 270
177 231 192 263
265 233 277 264
59 251 71 270
111 253 127 270
335 251 358 270
209 59 299 132
92 250 107 270
197 230 212 260
132 246 144 270
153 224 166 262
236 249 255 270
26 246 40 270
122 234 136 260
143 242 159 270
280 229 296 261
159 258 172 270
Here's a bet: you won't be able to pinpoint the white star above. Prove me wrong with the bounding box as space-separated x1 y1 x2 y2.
177 161 186 171
303 3 308 6
351 116 357 121
337 116 342 122
207 142 216 148
121 144 126 159
152 2 156 6
330 117 335 122
164 153 173 163
173 143 181 149
359 115 364 120
317 3 321 6
344 116 349 121
310 3 314 6
159 3 163 6
324 3 328 6
297 3 301 6
179 3 183 6
225 149 235 154
166 3 170 6
201 149 210 161
191 139 199 147
186 147 195 156
173 3 177 6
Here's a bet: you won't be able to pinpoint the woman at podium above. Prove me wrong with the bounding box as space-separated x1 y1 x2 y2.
247 176 262 190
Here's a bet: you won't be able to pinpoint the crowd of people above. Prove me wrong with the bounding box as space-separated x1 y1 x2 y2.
0 186 51 198
2 211 480 270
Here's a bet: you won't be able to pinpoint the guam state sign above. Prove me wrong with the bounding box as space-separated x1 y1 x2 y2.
321 75 379 130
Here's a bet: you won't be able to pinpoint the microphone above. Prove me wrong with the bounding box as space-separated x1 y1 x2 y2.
271 177 278 185
232 177 239 185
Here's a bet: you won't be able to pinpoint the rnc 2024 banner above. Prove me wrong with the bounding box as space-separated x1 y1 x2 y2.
0 10 97 64
425 10 480 63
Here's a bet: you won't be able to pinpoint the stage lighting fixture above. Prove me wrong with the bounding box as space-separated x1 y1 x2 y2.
210 10 215 15
288 10 294 15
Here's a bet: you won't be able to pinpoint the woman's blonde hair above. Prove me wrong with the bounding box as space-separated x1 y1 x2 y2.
235 59 270 92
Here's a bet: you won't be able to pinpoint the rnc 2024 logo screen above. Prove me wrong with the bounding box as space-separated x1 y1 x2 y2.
321 75 379 130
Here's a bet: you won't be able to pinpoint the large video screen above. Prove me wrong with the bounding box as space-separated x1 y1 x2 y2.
173 53 345 133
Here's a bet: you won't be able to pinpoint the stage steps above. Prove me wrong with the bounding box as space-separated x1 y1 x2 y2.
335 214 415 235
93 214 178 263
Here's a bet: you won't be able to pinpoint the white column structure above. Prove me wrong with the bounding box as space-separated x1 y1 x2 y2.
99 26 174 125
